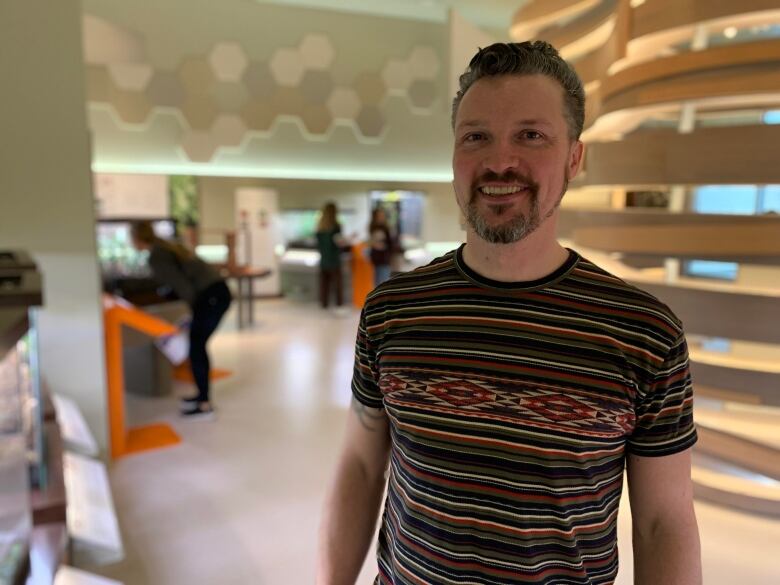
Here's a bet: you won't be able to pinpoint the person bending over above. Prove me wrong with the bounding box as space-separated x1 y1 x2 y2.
131 220 232 420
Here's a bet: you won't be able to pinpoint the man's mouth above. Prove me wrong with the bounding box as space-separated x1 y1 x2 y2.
478 184 529 196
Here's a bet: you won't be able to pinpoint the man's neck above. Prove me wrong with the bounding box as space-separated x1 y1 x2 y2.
461 221 569 283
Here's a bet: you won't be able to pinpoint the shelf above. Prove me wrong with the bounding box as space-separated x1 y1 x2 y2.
52 394 98 458
63 453 123 566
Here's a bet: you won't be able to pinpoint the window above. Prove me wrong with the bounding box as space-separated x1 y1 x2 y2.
682 260 739 281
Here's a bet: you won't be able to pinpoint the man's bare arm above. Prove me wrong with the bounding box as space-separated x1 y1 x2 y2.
316 398 391 585
627 449 702 585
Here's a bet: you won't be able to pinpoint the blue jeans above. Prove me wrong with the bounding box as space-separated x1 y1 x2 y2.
373 264 391 287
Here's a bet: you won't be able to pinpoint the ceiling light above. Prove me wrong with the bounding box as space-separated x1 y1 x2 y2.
724 27 738 39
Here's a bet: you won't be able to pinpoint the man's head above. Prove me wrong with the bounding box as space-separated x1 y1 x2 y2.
451 42 585 245
452 41 585 142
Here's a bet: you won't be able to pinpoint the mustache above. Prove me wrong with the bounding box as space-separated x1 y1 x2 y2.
472 171 539 194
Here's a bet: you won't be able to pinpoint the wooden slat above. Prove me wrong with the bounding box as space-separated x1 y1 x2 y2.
572 223 780 258
512 0 601 38
634 282 780 345
695 426 780 481
602 38 780 102
581 124 780 186
689 361 779 407
695 384 763 405
632 0 780 40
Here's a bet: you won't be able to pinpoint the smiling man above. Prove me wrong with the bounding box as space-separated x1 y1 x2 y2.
318 42 702 585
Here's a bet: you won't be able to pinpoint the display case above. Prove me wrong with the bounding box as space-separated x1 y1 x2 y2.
0 251 44 585
96 217 176 280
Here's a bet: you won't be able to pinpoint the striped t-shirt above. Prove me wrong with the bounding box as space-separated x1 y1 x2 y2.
352 245 697 585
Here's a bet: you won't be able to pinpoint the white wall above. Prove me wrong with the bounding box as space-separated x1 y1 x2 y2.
0 0 108 450
94 173 168 218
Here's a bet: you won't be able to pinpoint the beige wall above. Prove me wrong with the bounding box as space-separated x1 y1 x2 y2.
0 0 108 449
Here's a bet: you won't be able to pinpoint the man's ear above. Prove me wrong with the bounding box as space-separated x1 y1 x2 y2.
568 141 585 180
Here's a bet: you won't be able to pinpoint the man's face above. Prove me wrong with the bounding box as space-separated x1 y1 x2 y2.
452 74 584 245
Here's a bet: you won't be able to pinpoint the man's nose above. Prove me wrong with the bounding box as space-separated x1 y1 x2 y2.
482 143 521 176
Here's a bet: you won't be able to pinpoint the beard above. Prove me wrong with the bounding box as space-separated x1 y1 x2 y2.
464 168 569 244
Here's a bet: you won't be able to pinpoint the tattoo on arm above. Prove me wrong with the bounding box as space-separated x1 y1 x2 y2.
351 398 386 431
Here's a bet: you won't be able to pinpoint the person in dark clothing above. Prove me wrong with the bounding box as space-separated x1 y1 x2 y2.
368 207 394 287
131 221 232 420
315 202 346 310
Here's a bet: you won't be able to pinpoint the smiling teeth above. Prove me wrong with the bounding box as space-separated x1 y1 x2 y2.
481 185 525 195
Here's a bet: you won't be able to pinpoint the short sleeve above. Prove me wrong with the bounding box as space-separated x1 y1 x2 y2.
627 333 698 457
351 307 384 409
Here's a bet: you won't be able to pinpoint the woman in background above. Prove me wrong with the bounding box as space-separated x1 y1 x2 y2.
131 221 232 420
315 202 346 310
368 207 393 287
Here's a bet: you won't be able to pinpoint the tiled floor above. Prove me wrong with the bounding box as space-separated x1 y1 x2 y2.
89 299 780 584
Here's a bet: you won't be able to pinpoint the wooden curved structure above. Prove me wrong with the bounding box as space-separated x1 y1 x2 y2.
556 206 780 515
580 124 780 186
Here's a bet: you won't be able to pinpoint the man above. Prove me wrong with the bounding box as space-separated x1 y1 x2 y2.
318 42 701 585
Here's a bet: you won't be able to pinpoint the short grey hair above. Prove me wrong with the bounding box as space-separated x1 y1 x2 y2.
452 41 585 141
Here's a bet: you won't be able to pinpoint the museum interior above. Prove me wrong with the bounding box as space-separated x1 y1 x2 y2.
1 0 779 583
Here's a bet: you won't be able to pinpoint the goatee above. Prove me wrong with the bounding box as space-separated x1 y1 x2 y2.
464 169 569 245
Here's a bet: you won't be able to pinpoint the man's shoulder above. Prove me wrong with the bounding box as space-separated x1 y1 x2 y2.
569 253 684 336
365 248 459 303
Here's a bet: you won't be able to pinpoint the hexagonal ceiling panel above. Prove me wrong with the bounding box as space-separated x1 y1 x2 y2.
299 33 335 71
408 79 438 110
180 95 219 130
382 60 412 92
271 87 307 117
181 130 219 162
178 57 217 90
409 46 440 80
327 87 361 120
108 63 153 91
146 71 186 107
270 47 305 87
353 72 386 106
210 82 250 113
212 114 247 147
300 70 334 105
208 42 249 82
356 105 385 138
240 101 276 132
301 105 332 135
243 61 277 100
109 87 153 124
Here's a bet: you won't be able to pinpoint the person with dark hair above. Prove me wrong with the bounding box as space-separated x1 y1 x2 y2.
367 207 393 287
315 202 347 311
318 42 702 585
131 220 232 420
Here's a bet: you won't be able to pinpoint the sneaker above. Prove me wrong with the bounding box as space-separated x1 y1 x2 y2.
180 404 216 421
179 395 200 407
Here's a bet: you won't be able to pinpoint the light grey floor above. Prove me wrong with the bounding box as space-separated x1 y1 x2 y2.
89 299 780 584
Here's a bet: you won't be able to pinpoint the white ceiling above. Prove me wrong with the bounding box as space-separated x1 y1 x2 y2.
253 0 528 32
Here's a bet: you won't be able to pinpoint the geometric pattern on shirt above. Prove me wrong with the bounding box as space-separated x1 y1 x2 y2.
381 371 636 433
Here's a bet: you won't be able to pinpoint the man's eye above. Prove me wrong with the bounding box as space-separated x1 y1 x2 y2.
463 133 485 142
522 130 543 140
